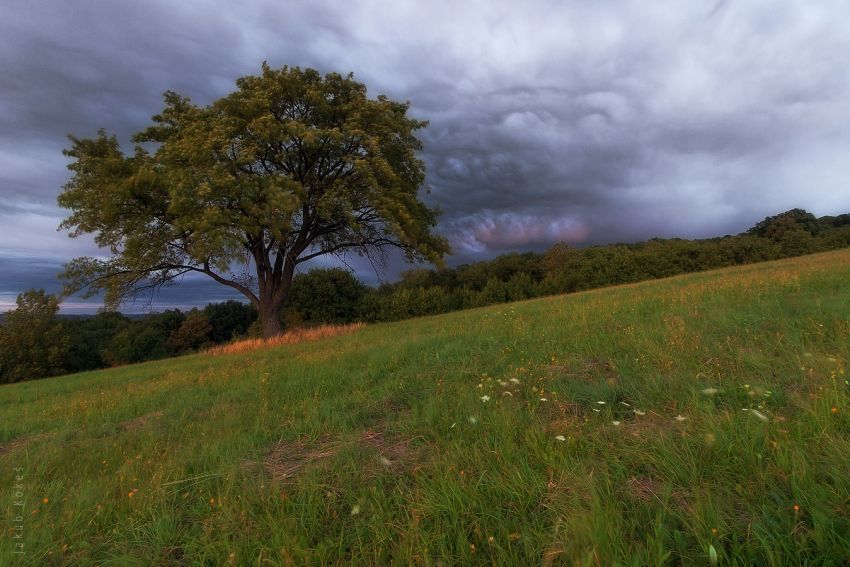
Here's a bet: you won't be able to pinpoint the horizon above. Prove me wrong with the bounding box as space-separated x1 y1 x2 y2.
0 206 836 315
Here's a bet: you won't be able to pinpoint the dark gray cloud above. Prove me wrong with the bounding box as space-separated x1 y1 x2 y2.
2 0 850 311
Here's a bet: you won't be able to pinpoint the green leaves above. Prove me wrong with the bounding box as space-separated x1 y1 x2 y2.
0 290 69 383
59 64 448 335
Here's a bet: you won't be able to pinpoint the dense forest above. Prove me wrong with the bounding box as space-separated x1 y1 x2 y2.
2 208 849 383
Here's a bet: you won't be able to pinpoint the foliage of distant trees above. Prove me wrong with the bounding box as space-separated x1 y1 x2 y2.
355 209 850 323
0 290 70 382
1 208 849 383
0 300 258 383
284 268 367 327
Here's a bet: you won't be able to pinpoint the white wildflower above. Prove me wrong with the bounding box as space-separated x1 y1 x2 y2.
597 401 606 405
750 409 769 422
540 397 548 402
480 395 491 402
555 435 566 441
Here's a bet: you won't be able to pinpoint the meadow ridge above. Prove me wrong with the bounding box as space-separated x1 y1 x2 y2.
1 250 849 565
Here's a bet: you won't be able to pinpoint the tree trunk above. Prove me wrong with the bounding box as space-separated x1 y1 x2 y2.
254 249 294 338
259 302 283 338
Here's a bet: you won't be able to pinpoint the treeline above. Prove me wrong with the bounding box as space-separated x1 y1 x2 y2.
2 208 849 383
357 208 850 321
0 297 257 382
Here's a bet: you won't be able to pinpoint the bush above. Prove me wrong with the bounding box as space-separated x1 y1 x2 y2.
168 310 214 354
285 268 366 325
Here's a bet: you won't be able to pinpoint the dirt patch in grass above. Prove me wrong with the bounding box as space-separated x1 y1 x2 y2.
627 476 666 503
541 401 676 440
626 475 691 512
539 400 588 431
547 357 619 385
359 430 424 477
0 433 50 455
264 429 424 483
120 411 164 432
542 541 566 567
264 434 342 482
629 412 672 434
539 469 596 520
359 397 413 427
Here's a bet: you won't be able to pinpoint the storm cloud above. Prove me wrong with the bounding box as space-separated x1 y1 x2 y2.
2 0 850 311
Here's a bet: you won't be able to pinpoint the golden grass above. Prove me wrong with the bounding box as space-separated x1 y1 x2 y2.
206 322 365 356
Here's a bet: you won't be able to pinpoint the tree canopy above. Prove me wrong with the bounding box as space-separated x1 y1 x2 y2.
59 64 448 336
0 289 69 383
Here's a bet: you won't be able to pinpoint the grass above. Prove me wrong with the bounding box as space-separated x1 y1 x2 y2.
1 249 849 565
205 323 364 356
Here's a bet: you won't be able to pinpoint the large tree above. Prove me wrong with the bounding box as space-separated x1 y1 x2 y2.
59 64 448 337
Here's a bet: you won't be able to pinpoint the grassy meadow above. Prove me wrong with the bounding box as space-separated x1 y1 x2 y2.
2 249 849 565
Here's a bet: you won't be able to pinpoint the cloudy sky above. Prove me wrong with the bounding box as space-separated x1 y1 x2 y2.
2 0 850 312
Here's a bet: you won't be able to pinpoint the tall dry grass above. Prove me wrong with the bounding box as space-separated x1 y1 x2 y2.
207 323 364 355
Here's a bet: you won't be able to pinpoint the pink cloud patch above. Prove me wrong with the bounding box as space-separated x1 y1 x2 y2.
449 212 590 253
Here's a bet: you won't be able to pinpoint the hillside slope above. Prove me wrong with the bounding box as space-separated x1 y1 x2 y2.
2 250 849 565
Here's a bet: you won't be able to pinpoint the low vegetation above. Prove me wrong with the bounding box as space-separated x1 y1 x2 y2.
1 249 848 564
3 208 850 384
206 323 363 356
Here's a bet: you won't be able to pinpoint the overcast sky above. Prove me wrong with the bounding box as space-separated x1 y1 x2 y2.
2 0 850 312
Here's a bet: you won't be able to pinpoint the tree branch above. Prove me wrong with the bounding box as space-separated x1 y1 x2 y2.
295 237 408 264
202 260 260 307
